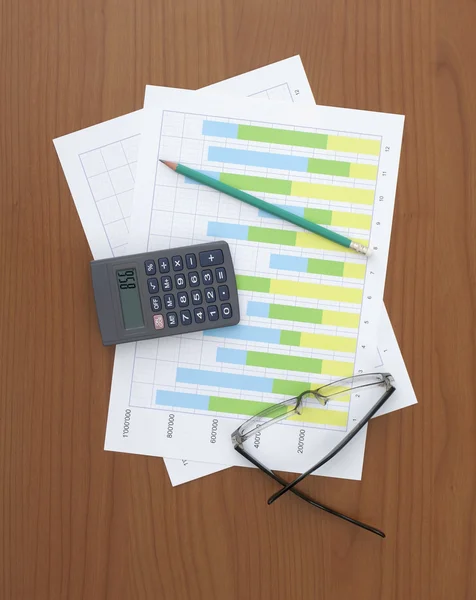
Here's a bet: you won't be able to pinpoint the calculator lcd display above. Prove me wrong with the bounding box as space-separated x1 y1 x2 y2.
116 269 144 329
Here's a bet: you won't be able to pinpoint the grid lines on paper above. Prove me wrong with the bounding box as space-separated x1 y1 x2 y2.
79 135 140 256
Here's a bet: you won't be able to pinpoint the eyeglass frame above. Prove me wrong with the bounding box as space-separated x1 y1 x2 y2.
231 372 396 537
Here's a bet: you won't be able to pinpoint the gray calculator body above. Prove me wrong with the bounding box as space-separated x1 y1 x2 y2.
91 241 240 345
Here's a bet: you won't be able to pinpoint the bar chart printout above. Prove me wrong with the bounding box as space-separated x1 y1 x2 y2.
107 89 404 475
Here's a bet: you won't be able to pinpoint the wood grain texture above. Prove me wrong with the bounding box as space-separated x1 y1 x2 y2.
1 0 475 598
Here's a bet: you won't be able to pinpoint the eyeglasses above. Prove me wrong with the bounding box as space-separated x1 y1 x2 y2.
231 372 396 537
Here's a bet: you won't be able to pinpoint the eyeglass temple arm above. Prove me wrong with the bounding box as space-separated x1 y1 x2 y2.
267 385 396 505
234 445 385 537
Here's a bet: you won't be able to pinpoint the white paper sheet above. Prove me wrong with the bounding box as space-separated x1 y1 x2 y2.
105 88 404 476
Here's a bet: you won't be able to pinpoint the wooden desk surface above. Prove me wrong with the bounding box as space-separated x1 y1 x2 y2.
1 1 475 598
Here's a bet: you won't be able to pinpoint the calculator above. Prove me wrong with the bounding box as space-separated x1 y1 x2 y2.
90 241 240 345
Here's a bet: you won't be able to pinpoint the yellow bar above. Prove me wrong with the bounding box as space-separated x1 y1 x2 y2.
327 136 381 156
291 181 374 205
321 310 360 328
300 332 357 353
343 262 366 279
321 360 354 377
330 211 372 230
269 279 362 304
327 393 351 404
289 407 348 426
349 163 378 180
295 231 369 254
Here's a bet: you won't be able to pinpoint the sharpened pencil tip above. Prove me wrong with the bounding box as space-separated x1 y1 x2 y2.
160 159 178 171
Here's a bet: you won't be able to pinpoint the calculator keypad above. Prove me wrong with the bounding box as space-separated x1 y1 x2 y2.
140 245 237 336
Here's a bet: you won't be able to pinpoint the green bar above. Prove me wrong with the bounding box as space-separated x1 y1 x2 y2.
235 275 271 293
237 124 328 150
279 330 301 346
269 303 323 325
307 158 350 177
248 226 297 246
246 351 322 374
219 173 292 195
208 396 281 417
303 207 333 225
307 258 345 277
272 379 312 396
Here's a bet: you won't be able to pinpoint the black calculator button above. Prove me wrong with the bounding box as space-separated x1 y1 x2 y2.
172 255 183 271
218 285 229 301
147 277 159 294
164 294 175 309
180 310 192 326
167 312 178 327
199 249 224 267
188 272 200 287
204 287 216 303
161 276 173 291
177 292 189 307
175 273 186 289
207 305 219 321
221 303 233 319
185 253 197 269
191 290 203 305
158 257 170 273
215 267 227 283
153 314 165 330
202 269 213 285
194 307 206 323
150 296 162 312
144 260 156 275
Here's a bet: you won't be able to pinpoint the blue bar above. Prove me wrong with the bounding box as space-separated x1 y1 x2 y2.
208 147 308 172
258 205 305 219
156 390 209 410
177 368 273 393
246 301 270 318
184 170 220 184
216 347 247 365
204 324 281 344
207 221 249 240
202 120 239 138
269 254 308 273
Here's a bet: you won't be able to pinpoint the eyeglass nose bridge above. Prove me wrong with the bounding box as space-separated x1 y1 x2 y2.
297 390 328 410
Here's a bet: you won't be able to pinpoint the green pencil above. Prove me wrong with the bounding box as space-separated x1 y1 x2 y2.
160 160 371 256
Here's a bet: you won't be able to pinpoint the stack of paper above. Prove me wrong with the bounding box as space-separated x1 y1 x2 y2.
54 56 416 487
